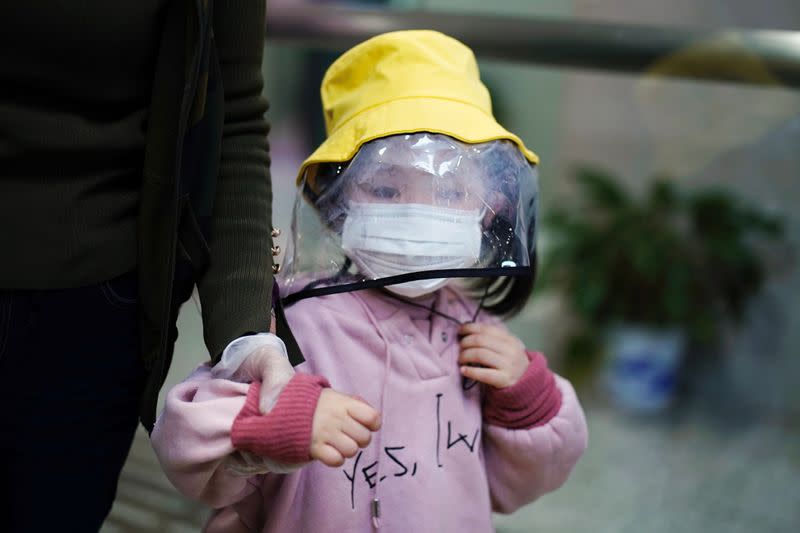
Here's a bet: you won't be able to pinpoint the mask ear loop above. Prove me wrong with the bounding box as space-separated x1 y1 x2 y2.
379 281 490 326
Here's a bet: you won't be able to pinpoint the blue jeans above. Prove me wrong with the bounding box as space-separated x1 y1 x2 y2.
0 270 145 532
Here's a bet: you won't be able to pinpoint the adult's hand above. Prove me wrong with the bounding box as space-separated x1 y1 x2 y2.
212 331 295 414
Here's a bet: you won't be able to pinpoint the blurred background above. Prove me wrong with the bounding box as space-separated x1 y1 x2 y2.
103 1 800 532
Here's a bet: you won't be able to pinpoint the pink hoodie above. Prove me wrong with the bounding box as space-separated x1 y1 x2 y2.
151 287 588 532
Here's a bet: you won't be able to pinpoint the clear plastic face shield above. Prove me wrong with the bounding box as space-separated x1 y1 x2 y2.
280 133 538 304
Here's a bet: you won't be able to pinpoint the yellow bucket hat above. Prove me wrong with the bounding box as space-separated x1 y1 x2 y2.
297 30 539 185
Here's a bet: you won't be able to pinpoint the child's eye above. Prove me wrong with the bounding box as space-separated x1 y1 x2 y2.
370 186 401 199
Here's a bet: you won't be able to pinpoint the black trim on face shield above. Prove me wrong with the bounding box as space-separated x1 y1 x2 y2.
272 282 306 366
281 266 531 307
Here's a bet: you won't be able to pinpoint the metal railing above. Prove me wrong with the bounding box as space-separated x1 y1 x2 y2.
265 5 800 89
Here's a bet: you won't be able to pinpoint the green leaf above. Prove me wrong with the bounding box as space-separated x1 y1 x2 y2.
574 166 630 211
538 164 791 365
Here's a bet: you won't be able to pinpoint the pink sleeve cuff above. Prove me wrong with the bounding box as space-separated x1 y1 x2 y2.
231 374 330 464
483 351 562 429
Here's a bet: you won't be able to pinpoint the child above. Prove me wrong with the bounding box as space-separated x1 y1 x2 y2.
152 30 588 533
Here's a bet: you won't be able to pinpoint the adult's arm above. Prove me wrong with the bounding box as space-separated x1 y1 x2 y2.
200 0 273 359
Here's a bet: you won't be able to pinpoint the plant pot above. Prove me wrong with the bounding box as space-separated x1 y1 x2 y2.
604 325 686 413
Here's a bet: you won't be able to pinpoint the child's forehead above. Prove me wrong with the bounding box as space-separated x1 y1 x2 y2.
357 138 482 178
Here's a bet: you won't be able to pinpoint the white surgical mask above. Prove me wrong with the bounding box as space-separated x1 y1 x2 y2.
341 202 483 298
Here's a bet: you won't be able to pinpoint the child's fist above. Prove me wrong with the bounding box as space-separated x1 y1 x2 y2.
311 389 381 467
458 323 529 389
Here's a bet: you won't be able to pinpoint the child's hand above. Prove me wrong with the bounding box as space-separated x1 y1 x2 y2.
311 389 381 467
458 323 529 389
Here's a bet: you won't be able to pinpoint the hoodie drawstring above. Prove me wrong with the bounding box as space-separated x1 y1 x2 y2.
356 287 488 529
357 299 393 529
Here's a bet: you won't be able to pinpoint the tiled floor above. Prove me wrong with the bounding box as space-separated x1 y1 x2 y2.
493 402 800 533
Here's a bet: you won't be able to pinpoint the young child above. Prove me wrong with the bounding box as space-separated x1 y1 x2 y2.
152 30 588 533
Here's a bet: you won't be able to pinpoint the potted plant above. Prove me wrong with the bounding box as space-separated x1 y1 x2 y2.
539 167 785 412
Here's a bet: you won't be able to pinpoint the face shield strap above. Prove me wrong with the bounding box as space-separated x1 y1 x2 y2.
271 282 306 366
282 265 531 307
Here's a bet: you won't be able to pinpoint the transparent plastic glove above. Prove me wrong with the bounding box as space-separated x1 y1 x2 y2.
212 333 295 413
213 332 301 476
225 450 302 476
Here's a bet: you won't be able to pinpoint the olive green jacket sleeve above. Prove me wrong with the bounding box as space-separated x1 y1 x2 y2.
199 0 273 359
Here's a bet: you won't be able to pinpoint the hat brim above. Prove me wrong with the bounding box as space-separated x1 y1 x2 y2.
297 96 539 185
